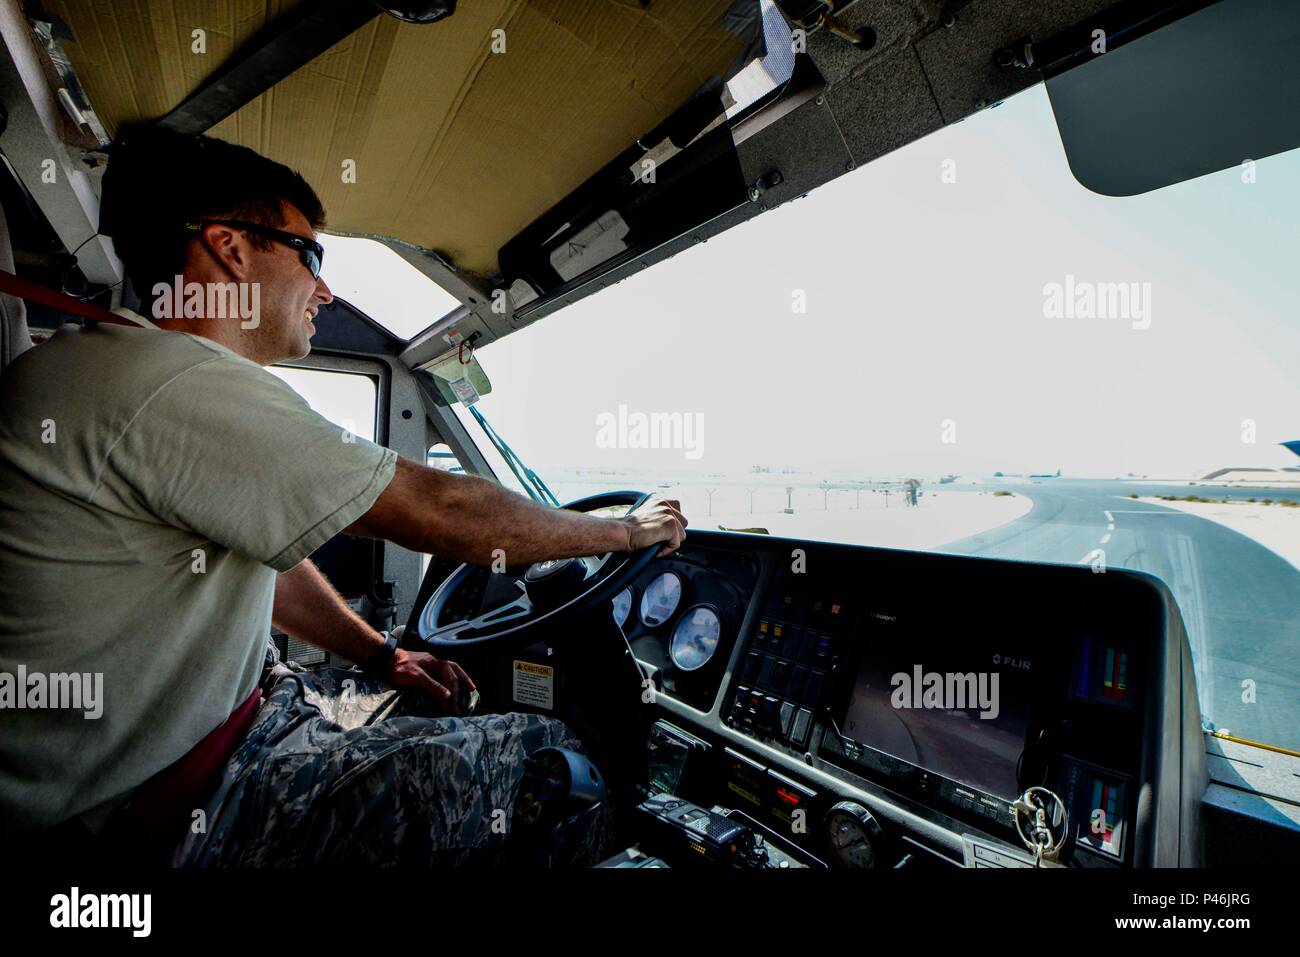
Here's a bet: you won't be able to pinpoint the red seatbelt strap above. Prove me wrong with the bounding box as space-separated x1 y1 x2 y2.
0 266 145 328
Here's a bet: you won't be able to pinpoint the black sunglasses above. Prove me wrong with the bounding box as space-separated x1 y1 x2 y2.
185 219 325 279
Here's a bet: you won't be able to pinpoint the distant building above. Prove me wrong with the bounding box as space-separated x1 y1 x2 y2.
1196 446 1300 484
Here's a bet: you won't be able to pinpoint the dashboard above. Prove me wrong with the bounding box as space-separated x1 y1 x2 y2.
408 528 1205 868
598 530 1203 869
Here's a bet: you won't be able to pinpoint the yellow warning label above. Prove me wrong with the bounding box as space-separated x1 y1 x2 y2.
512 660 554 709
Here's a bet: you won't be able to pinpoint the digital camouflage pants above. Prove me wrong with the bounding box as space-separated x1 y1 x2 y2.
170 656 615 867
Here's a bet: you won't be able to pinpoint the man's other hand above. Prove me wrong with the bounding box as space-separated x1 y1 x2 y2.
621 494 688 557
384 649 476 714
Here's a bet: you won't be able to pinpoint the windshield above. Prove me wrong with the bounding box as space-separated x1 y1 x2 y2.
318 234 461 339
444 82 1300 754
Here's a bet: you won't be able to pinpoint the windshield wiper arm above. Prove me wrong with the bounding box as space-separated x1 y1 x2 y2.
468 406 560 507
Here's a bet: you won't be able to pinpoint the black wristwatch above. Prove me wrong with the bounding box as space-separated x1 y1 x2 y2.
360 631 399 675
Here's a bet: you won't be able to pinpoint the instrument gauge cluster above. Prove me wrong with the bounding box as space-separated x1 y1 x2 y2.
610 547 758 711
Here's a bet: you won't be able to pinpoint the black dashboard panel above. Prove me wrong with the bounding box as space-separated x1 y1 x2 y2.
635 530 1200 869
405 526 1203 867
741 560 1148 865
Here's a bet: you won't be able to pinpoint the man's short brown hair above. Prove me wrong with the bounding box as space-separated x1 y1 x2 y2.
101 125 326 300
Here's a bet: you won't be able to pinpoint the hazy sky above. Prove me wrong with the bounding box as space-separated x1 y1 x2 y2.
318 82 1300 481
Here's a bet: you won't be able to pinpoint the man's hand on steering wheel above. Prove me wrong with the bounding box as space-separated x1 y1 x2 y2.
620 494 688 556
418 490 689 653
382 649 477 715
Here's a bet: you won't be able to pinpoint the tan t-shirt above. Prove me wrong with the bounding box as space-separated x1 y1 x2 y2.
0 309 397 834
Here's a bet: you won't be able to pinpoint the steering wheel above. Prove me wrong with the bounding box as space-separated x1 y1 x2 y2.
414 491 661 654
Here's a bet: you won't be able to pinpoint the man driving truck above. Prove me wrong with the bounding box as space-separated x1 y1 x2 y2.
0 127 687 865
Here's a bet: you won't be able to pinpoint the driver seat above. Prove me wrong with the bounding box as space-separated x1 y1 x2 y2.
0 198 33 374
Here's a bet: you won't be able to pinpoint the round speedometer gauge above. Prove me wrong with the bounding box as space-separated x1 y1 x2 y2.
639 571 683 627
670 605 722 672
825 801 882 868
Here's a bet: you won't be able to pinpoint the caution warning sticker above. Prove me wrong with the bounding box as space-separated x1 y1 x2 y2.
512 660 554 710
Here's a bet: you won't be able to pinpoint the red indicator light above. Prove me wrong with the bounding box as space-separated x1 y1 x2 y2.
775 788 801 806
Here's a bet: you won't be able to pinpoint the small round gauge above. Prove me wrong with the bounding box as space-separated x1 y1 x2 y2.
670 605 722 672
611 587 633 628
639 571 683 627
825 801 882 868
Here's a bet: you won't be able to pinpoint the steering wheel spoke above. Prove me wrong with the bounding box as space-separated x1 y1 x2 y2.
427 580 532 640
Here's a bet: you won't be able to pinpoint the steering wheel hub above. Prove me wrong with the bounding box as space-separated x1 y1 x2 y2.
523 556 594 609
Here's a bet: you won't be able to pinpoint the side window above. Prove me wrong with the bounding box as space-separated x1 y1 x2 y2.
426 442 463 474
267 366 379 443
263 365 382 666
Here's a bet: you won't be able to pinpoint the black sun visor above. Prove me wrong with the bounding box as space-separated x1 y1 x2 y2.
1043 0 1300 196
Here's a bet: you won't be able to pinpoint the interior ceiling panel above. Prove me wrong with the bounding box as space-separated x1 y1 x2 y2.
41 0 747 278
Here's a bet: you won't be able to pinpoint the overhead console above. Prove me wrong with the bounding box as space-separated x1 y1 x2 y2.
643 532 1202 868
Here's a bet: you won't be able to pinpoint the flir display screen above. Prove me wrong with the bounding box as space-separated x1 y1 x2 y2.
841 637 1035 800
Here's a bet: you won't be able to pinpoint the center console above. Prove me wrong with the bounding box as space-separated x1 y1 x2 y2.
629 533 1197 868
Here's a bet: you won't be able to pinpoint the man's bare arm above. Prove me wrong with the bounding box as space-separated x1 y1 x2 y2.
272 558 474 711
343 457 686 565
271 558 390 665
